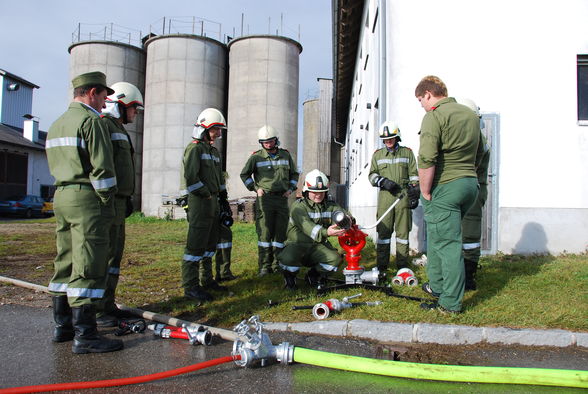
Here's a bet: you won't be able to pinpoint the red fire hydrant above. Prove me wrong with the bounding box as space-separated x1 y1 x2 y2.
332 211 380 285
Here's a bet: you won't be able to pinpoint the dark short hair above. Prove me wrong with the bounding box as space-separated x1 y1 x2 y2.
415 75 448 98
73 85 106 98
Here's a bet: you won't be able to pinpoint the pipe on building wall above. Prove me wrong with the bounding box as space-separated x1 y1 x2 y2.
379 0 387 127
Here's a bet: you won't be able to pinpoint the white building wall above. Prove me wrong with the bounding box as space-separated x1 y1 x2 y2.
26 150 53 196
344 0 588 254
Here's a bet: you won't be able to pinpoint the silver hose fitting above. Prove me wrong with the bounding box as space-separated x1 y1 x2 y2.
184 324 212 346
232 315 294 367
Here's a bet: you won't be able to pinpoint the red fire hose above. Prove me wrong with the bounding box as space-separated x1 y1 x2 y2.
0 354 240 394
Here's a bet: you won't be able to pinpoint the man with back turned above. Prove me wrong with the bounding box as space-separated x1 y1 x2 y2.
415 75 483 314
46 71 123 353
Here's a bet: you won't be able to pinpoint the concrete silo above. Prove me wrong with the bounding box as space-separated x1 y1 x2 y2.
226 35 302 199
302 98 319 175
69 41 146 206
142 34 228 217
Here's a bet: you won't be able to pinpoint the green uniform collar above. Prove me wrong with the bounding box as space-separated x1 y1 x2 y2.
430 96 456 111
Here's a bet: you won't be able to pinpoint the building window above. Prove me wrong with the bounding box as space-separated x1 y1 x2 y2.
0 151 28 198
577 55 588 123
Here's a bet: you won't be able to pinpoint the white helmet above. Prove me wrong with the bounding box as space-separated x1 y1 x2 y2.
258 125 278 143
303 169 329 192
455 97 480 117
107 82 144 109
192 108 227 139
379 121 401 141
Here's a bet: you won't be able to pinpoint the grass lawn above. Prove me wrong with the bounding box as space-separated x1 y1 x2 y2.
1 214 587 332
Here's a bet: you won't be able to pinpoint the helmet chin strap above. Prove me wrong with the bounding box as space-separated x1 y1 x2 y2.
120 103 129 124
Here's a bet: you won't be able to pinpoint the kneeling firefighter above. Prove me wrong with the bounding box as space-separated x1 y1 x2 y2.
277 169 354 289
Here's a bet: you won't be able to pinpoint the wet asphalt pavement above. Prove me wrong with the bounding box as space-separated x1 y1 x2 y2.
0 305 586 393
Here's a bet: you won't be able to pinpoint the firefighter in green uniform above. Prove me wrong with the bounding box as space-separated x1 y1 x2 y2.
277 169 352 289
46 71 123 354
456 98 491 291
95 82 143 326
415 76 483 314
180 108 228 302
368 121 420 276
240 125 299 276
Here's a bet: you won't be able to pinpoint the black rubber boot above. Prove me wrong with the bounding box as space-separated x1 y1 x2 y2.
464 259 478 291
96 313 119 327
204 281 228 292
305 268 327 288
283 270 297 290
184 286 213 302
52 295 74 342
71 304 124 354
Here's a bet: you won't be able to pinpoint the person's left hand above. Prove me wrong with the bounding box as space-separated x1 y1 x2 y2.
327 224 346 237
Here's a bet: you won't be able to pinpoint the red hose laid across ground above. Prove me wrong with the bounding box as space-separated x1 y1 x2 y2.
0 355 240 394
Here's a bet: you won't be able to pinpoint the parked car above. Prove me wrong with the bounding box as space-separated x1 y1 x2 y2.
42 198 54 217
0 195 45 218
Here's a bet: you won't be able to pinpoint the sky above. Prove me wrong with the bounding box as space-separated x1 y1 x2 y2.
0 0 333 132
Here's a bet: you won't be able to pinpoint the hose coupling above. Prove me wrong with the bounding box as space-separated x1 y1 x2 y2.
183 324 213 346
360 267 380 284
392 268 418 287
232 315 293 367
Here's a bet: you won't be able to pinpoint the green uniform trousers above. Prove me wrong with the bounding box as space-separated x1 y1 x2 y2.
462 184 488 263
376 192 411 271
422 177 478 312
48 185 114 307
278 241 341 274
97 196 127 317
182 194 219 289
256 194 288 271
215 223 233 279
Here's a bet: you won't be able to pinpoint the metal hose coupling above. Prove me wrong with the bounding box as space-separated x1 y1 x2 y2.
232 315 294 367
184 324 213 346
147 323 212 346
392 268 418 287
312 294 382 320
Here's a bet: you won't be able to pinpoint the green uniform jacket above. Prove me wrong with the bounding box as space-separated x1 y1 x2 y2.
286 198 349 244
418 97 484 186
240 148 299 193
180 139 225 198
101 115 134 197
368 145 419 189
46 102 116 203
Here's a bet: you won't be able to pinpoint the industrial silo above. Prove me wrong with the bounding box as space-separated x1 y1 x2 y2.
302 98 319 174
225 35 302 199
303 78 336 180
142 34 228 217
68 41 146 207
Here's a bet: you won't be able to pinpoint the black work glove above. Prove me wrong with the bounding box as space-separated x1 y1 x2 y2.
380 178 400 193
125 196 134 218
219 190 228 201
407 184 420 209
176 195 188 208
220 199 232 216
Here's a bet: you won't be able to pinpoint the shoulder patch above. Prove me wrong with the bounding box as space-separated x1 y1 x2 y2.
192 140 200 144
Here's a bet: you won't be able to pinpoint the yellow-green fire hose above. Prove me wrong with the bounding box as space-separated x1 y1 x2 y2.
293 347 588 389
